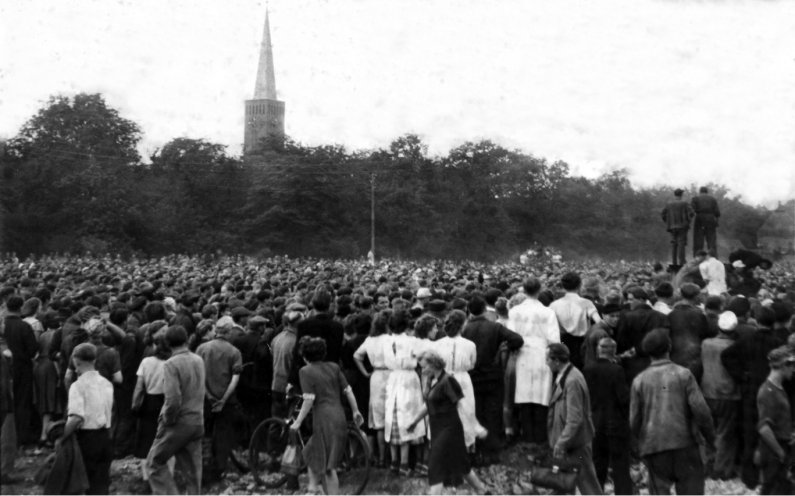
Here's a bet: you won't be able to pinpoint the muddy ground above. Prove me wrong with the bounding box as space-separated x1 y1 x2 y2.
1 442 756 495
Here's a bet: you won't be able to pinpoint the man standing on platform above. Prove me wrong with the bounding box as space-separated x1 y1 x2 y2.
661 188 695 268
692 186 720 258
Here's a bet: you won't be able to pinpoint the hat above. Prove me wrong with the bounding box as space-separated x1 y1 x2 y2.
216 315 235 329
726 296 750 317
249 315 269 326
718 311 738 332
680 283 701 300
732 260 746 269
231 306 252 319
72 342 97 362
428 300 447 313
767 345 795 367
416 287 432 299
674 188 684 196
601 303 622 315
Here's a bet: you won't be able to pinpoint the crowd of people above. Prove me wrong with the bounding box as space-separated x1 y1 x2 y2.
0 251 794 495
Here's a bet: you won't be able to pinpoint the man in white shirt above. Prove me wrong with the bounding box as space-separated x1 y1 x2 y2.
697 250 727 296
652 282 675 315
550 272 602 369
60 343 114 495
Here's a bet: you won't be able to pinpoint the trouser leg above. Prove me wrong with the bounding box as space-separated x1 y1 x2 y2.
706 227 717 257
569 444 602 496
609 435 633 495
148 423 203 495
674 444 705 495
644 450 675 495
175 434 204 495
693 223 705 257
0 412 17 475
474 386 501 456
709 399 739 479
740 393 760 488
591 431 609 489
211 401 237 475
77 429 113 495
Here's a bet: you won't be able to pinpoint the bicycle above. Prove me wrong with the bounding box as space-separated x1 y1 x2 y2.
248 393 371 494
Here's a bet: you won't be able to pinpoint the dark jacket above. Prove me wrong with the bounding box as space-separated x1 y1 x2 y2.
661 199 694 231
289 312 344 388
691 194 720 227
461 315 523 388
4 314 37 368
721 326 784 395
584 358 630 437
668 303 712 379
44 435 89 495
616 305 669 383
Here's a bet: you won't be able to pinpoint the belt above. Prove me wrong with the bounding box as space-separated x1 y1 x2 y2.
372 367 388 371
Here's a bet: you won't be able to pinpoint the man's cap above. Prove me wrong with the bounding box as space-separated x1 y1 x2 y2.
72 342 97 362
231 306 252 319
732 260 746 269
718 311 738 332
416 287 432 299
679 283 701 300
726 296 750 317
674 188 684 196
249 315 269 326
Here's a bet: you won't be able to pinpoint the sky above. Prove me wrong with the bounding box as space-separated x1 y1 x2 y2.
1 0 794 207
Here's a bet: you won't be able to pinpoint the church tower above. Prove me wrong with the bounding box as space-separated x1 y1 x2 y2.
244 11 285 153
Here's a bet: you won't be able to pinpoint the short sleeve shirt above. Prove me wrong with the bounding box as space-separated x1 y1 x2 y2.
550 293 600 337
68 370 114 429
196 338 243 401
137 356 167 395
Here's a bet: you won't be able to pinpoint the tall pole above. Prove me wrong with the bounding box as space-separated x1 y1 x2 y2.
370 173 375 259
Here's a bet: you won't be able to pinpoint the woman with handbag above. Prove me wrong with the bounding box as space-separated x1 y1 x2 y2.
407 349 488 495
290 337 364 495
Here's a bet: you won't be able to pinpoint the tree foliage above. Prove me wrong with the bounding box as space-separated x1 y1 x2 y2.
0 93 777 261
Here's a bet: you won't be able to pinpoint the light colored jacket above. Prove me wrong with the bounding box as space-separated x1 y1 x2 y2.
547 364 595 451
509 298 560 405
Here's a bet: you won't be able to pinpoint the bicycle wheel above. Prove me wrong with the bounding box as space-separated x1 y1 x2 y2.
249 417 290 488
337 427 371 495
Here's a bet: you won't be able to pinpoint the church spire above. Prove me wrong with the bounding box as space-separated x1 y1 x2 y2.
253 10 277 100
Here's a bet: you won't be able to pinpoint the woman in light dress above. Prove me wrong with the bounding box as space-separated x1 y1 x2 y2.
383 309 426 475
432 310 486 449
353 310 392 467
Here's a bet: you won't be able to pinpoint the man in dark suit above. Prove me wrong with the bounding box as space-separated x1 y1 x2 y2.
668 283 713 380
691 186 720 257
3 295 38 445
288 288 344 391
661 188 695 268
615 287 669 384
583 337 633 495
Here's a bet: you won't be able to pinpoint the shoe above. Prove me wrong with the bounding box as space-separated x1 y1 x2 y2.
398 465 412 477
414 463 429 477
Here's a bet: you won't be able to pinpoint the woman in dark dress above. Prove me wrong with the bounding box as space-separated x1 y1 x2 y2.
408 350 487 495
33 310 62 446
291 337 364 495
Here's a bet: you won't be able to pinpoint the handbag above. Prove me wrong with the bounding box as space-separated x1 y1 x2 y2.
530 455 581 494
280 429 304 476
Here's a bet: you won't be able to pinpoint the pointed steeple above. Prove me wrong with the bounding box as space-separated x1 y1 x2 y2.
253 10 277 100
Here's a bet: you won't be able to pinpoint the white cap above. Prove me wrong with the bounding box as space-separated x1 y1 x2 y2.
416 287 432 299
718 311 738 332
732 260 746 269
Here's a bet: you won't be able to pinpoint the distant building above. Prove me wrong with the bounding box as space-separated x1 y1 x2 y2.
244 11 285 153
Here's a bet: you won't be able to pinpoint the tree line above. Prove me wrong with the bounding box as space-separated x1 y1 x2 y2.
0 93 773 261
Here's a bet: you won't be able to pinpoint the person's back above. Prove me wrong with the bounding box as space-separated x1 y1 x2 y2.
163 345 205 426
668 301 710 377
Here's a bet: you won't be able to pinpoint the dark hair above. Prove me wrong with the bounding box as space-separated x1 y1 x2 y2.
371 309 390 337
560 272 581 291
21 297 41 318
144 301 167 323
699 186 708 193
494 297 509 319
311 287 332 312
642 328 671 358
201 304 218 319
547 343 570 363
771 301 793 324
443 310 467 337
484 288 502 307
523 278 541 296
351 313 372 336
755 306 776 328
165 325 188 347
389 309 410 334
467 295 486 316
109 307 129 326
153 335 172 360
654 282 674 299
300 337 327 362
6 295 23 313
705 296 723 312
413 315 438 339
